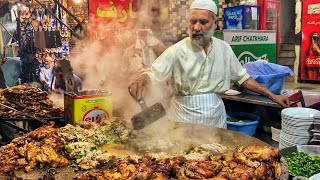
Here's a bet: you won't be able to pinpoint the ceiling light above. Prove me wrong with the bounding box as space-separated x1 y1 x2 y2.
73 0 82 4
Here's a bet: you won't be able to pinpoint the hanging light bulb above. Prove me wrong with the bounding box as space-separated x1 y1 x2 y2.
73 0 82 4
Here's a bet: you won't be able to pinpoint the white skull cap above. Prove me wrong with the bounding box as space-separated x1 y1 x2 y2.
190 0 218 15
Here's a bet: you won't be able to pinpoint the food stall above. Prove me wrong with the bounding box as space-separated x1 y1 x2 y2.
0 0 319 179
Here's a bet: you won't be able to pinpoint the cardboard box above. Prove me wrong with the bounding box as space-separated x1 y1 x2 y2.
64 90 112 124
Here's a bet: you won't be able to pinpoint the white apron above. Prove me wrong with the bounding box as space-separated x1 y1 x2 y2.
169 93 227 128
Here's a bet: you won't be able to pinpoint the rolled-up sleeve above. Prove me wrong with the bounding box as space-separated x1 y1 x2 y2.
142 47 176 82
229 48 250 85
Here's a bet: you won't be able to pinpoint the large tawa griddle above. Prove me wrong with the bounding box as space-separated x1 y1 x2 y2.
1 120 270 180
129 120 269 155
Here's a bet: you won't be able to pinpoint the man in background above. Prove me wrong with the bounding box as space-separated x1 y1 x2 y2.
1 57 22 87
0 57 6 88
39 56 54 91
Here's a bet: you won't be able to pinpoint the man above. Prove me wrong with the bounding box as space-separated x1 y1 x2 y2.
39 56 54 91
52 65 82 93
0 57 6 88
1 57 22 87
128 0 289 128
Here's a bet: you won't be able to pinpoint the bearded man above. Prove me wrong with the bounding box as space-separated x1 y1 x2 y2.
128 0 289 128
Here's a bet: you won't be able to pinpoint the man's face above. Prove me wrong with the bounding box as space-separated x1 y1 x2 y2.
44 57 53 68
188 9 216 47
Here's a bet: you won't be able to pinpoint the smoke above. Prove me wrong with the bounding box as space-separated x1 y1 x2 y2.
69 1 168 121
67 1 226 154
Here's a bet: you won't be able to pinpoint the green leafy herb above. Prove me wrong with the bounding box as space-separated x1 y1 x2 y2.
71 163 78 167
90 146 97 151
65 146 71 153
185 146 195 155
287 152 320 178
227 117 239 122
75 151 85 159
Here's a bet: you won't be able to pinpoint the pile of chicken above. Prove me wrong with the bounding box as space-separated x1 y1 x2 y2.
0 125 69 173
0 85 64 118
60 119 132 170
77 144 282 180
0 119 282 179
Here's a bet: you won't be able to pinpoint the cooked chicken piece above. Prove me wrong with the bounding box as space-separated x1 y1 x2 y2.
25 141 41 172
27 125 57 139
151 172 168 180
235 145 280 161
271 161 281 179
16 158 28 166
254 162 267 178
104 170 122 179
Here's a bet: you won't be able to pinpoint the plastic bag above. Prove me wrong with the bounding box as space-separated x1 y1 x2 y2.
243 60 294 83
243 61 294 94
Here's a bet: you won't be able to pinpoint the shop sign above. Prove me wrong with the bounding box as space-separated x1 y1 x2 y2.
89 0 138 24
88 0 139 42
224 30 277 64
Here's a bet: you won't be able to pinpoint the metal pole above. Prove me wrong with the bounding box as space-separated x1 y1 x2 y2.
52 0 82 28
0 22 14 39
33 0 81 39
16 7 22 50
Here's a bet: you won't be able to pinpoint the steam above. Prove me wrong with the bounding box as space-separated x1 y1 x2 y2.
67 1 225 152
69 2 168 120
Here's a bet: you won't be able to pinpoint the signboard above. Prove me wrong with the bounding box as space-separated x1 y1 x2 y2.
88 0 139 42
223 30 277 65
300 0 320 81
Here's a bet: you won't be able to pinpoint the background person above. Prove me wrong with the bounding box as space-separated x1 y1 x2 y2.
39 56 54 91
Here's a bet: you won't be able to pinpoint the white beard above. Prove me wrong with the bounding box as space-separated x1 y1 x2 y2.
189 24 215 47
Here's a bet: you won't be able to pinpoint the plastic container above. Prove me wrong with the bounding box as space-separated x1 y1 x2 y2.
243 61 294 95
227 112 260 136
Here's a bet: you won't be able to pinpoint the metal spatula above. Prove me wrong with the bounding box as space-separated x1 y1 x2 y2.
131 99 166 130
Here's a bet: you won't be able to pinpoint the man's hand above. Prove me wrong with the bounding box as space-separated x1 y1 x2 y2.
241 78 290 108
270 94 290 108
128 74 150 102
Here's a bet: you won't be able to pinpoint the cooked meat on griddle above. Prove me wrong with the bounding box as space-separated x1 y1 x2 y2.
0 85 64 118
0 118 282 179
0 125 68 173
76 145 282 180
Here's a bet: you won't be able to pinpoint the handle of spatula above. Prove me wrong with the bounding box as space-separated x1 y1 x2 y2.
139 99 147 110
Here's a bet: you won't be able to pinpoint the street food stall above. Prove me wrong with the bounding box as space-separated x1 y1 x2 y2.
0 0 319 179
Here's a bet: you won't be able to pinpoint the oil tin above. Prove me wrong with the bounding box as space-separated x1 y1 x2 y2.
64 90 112 124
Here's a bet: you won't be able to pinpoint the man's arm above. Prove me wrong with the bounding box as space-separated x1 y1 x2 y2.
128 74 150 102
241 77 289 108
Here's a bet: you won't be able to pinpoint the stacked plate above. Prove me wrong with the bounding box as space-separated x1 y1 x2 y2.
310 112 320 145
279 108 320 149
